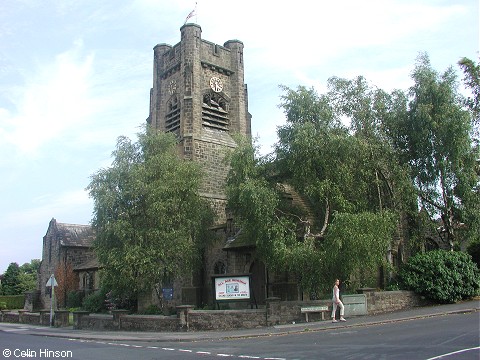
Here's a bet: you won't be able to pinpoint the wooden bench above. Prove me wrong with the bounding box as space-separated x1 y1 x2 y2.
300 306 329 322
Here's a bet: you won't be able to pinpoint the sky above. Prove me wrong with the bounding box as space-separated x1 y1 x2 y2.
0 0 478 274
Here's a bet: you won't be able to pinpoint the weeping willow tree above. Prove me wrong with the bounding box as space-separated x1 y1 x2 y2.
226 79 412 293
87 126 214 308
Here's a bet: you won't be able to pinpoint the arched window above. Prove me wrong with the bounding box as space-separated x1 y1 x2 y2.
214 261 226 274
82 272 94 290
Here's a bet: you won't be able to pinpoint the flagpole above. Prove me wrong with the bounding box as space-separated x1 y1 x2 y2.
184 3 198 25
195 2 198 23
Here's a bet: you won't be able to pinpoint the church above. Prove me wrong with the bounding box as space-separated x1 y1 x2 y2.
143 23 306 308
35 23 428 311
36 23 304 311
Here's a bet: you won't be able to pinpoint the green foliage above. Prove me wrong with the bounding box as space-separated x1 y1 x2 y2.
226 135 400 294
16 272 37 293
277 81 417 219
390 53 478 248
0 301 6 310
19 259 40 275
458 56 480 128
399 250 480 303
1 263 21 295
1 260 40 295
17 260 40 293
87 126 214 300
0 295 25 309
104 289 136 311
325 211 397 289
139 304 163 315
467 240 480 268
227 78 418 294
66 291 83 308
385 280 401 291
82 290 107 313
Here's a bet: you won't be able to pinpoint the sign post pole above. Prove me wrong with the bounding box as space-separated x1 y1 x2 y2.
46 274 58 327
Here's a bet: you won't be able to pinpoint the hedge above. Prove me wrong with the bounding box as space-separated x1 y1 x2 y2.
0 295 25 310
399 250 480 304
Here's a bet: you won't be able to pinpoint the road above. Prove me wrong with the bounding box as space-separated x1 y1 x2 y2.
0 312 478 360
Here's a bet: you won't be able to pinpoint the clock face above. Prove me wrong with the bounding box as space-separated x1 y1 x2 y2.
168 79 177 94
209 76 223 93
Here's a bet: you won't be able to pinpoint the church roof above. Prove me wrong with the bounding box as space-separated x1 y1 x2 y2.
57 223 95 247
73 257 101 271
223 229 255 250
53 220 95 248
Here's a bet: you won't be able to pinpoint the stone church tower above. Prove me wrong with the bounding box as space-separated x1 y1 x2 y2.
146 23 252 306
147 23 251 225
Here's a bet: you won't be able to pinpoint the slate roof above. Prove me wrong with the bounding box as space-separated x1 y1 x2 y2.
54 221 95 248
223 229 255 250
73 258 101 271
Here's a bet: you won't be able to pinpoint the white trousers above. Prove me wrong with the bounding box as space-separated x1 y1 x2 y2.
332 300 344 319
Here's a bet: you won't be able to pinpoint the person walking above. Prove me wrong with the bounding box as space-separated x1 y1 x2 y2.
332 279 346 323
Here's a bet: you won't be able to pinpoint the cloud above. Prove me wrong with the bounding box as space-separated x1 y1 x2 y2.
0 40 95 156
0 189 93 231
212 1 466 72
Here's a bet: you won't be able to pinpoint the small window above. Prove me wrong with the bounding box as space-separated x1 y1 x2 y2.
214 261 226 274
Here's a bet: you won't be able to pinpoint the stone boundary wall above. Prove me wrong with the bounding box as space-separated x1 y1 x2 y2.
358 289 430 314
75 313 115 330
120 315 178 332
1 291 428 331
0 309 68 327
266 299 332 326
188 309 266 331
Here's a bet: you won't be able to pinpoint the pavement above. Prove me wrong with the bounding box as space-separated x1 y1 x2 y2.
1 299 478 343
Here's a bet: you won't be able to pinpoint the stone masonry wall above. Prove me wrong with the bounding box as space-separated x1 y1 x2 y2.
2 291 429 331
188 309 265 331
266 299 331 326
360 290 430 314
119 315 178 332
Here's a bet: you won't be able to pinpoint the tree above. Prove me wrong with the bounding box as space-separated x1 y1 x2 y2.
17 260 41 294
325 211 397 287
457 57 480 252
1 263 21 295
227 54 480 295
391 53 479 249
458 57 480 131
226 136 328 292
87 126 214 306
0 260 40 295
227 79 415 294
19 259 40 275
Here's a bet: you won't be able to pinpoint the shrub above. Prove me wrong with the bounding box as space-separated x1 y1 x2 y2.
0 301 7 310
82 290 107 313
140 305 163 315
0 295 25 309
104 290 136 312
467 240 480 268
66 291 83 308
399 250 480 303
